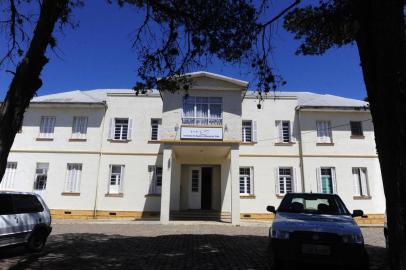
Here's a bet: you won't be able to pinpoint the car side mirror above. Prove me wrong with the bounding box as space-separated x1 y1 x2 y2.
352 209 364 218
266 205 276 214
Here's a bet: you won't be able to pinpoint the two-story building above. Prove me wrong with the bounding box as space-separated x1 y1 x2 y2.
1 72 386 225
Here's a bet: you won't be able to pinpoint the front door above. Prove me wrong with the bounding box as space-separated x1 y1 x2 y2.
188 167 201 209
201 167 212 210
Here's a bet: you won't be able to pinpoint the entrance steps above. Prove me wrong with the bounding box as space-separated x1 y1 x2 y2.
170 210 231 222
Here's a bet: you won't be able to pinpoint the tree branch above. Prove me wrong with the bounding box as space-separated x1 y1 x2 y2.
260 0 301 28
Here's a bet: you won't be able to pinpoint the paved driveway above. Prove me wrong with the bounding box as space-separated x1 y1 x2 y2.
0 223 387 270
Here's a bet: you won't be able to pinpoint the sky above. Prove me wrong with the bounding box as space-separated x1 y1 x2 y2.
0 1 367 101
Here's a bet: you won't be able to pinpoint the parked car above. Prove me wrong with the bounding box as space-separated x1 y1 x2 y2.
267 193 368 269
0 191 52 252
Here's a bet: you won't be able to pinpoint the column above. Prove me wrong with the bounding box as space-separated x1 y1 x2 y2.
160 145 172 224
230 145 240 225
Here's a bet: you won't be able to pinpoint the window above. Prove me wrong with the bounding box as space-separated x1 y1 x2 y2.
109 165 124 194
318 167 336 194
353 168 369 197
150 119 161 141
0 162 17 190
242 121 252 142
316 121 332 143
65 163 82 193
277 167 294 195
0 194 14 215
350 121 363 136
276 120 292 143
34 163 49 191
109 118 132 140
39 116 56 138
239 167 253 195
182 96 222 125
72 116 88 139
13 195 44 214
191 169 199 192
148 166 162 194
278 193 350 215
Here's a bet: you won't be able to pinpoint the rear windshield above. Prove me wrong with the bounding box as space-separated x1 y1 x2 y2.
278 194 350 215
13 194 44 214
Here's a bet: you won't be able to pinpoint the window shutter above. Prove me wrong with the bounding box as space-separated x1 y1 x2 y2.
119 165 124 193
360 168 369 196
328 121 333 143
127 119 133 140
108 165 112 193
66 165 72 192
316 167 321 193
353 168 361 196
148 166 153 194
82 117 88 138
158 119 162 140
250 167 254 195
50 117 56 136
290 122 296 142
275 167 280 195
275 121 282 142
292 167 297 192
252 121 258 142
331 167 337 194
108 119 114 139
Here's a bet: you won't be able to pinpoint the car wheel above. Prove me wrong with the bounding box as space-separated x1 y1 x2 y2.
27 231 47 252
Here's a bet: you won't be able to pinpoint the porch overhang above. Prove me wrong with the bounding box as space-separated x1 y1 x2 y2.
171 144 232 164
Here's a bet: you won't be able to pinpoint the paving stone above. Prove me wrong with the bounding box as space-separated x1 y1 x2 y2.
0 224 387 269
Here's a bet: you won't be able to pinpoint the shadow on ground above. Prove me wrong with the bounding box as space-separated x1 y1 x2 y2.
0 234 388 270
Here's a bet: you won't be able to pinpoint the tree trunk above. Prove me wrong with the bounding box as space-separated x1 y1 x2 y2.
353 0 406 269
0 0 68 182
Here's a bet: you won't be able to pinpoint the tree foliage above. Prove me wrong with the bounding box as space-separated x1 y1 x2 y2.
284 0 355 55
283 1 406 269
112 0 300 93
0 0 83 68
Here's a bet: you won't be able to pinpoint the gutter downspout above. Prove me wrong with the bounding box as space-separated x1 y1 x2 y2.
93 101 107 219
296 107 305 192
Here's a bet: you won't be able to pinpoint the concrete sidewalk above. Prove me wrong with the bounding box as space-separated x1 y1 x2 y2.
52 218 383 227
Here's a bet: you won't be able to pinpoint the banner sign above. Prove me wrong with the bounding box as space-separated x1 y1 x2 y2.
181 127 223 140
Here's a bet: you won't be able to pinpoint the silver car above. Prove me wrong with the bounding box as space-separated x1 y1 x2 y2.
267 193 369 269
0 191 52 252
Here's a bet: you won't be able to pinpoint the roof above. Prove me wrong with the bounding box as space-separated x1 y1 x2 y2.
244 91 368 109
31 89 368 109
181 71 249 87
31 89 159 104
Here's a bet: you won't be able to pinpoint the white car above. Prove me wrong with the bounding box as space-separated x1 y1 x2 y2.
267 193 369 269
0 191 52 252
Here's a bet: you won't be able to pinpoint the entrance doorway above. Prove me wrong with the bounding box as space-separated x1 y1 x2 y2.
188 167 213 210
201 167 212 210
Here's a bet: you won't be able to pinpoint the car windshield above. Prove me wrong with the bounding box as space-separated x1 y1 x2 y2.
278 194 350 215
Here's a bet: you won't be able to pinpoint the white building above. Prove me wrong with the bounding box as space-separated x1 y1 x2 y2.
1 72 385 225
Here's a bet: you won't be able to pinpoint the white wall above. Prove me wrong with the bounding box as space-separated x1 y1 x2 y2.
6 152 100 210
161 80 243 142
13 105 105 152
3 84 385 217
241 97 299 155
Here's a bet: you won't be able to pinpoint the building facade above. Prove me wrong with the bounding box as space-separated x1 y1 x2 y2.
1 72 385 224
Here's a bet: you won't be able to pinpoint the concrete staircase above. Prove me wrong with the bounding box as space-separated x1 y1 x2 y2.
170 210 231 222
